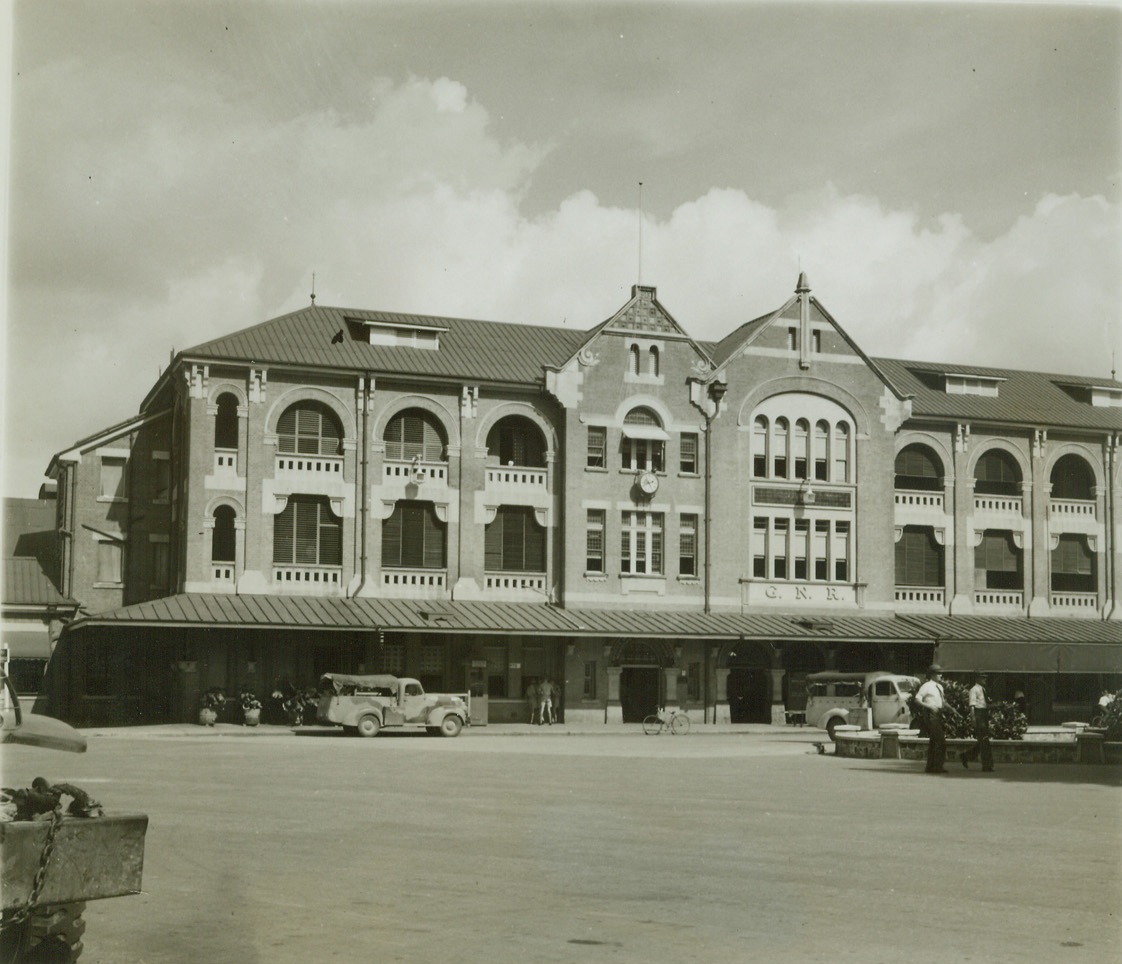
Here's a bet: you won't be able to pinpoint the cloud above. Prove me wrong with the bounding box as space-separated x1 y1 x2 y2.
5 75 1119 496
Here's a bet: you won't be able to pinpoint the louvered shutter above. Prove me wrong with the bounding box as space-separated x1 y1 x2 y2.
503 509 525 570
319 502 342 565
485 513 504 570
525 510 545 571
422 504 445 568
274 501 295 563
382 505 402 566
400 503 424 567
294 498 318 564
403 416 425 461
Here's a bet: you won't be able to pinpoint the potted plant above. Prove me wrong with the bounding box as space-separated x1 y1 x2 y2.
239 690 263 726
198 687 226 726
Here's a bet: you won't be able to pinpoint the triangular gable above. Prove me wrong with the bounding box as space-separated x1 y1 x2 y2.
712 274 910 401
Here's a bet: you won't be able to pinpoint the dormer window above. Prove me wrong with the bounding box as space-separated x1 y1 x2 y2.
361 319 446 350
1090 386 1122 408
944 373 1004 397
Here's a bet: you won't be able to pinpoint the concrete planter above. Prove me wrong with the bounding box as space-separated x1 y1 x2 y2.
834 727 1120 765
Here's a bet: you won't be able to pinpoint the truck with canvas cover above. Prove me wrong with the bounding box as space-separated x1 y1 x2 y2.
316 673 471 737
803 670 920 741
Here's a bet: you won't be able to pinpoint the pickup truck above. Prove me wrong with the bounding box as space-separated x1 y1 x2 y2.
316 673 470 738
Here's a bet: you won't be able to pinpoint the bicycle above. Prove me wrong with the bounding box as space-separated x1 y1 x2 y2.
643 706 691 735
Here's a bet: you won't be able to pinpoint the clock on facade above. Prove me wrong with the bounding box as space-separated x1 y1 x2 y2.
638 471 659 496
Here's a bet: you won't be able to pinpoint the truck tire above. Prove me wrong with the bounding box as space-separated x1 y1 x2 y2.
24 902 86 961
356 715 381 738
826 716 843 741
439 715 463 738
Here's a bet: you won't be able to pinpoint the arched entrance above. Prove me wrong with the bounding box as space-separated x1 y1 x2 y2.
726 642 773 724
616 640 663 723
781 642 826 716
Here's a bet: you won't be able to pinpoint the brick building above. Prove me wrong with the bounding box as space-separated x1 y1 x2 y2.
41 275 1122 726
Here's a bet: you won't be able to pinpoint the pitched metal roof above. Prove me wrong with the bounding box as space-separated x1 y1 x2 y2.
897 614 1122 645
182 306 587 386
873 358 1122 431
3 559 74 607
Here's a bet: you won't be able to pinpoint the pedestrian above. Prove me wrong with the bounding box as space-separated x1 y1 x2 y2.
961 672 994 772
539 677 554 725
525 681 539 725
916 664 947 774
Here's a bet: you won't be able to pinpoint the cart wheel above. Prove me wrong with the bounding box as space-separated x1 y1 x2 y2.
24 902 86 962
356 715 381 738
671 714 690 735
642 715 662 735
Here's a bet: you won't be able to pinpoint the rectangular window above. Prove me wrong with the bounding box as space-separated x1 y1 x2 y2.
753 517 768 578
974 529 1022 590
485 646 507 699
814 521 829 580
7 658 47 696
382 501 445 569
96 539 124 584
787 327 797 351
99 457 127 500
583 661 597 700
485 506 545 572
1051 534 1096 592
587 426 606 468
834 521 850 582
687 662 701 701
794 519 809 580
773 518 788 579
679 433 698 474
621 511 664 575
586 509 605 573
276 496 342 566
895 526 944 587
151 540 170 590
812 330 822 353
679 514 698 577
622 438 665 472
152 454 170 502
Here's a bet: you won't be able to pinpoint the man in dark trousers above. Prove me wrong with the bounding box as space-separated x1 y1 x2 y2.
961 672 995 772
916 664 947 774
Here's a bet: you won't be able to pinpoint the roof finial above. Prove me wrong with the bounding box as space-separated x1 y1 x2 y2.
310 272 316 305
796 270 810 294
637 181 643 287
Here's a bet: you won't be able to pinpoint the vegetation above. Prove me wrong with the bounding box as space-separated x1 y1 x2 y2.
908 679 1027 740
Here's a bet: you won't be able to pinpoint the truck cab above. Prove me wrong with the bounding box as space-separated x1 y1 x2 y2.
804 671 920 740
316 673 470 738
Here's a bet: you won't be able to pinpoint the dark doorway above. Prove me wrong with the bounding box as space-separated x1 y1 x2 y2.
620 667 660 722
727 667 771 723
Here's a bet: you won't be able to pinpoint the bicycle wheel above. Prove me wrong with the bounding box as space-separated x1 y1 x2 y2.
670 713 690 735
642 715 663 735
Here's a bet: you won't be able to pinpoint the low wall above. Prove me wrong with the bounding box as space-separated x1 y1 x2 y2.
834 726 1119 765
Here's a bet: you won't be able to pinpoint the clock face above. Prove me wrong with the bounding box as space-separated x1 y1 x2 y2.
639 471 659 495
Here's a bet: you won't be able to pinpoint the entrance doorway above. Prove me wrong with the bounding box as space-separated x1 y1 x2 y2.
727 667 771 723
620 666 660 723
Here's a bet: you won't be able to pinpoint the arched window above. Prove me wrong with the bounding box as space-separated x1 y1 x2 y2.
648 346 660 377
215 393 239 450
1050 455 1094 501
277 402 343 456
753 416 769 477
833 423 849 482
273 496 341 566
487 416 546 468
793 419 810 480
629 345 641 376
895 445 943 491
975 450 1020 496
212 505 236 563
773 418 789 478
384 409 445 462
814 421 829 481
622 407 665 472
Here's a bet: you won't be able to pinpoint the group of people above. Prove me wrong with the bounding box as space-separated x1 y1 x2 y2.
526 678 559 725
916 664 995 774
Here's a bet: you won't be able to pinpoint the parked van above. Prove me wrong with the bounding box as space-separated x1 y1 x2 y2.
804 671 920 740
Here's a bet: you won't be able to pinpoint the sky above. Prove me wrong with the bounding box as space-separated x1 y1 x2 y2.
2 0 1120 498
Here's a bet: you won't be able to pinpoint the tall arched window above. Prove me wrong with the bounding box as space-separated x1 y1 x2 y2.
629 345 641 376
215 393 239 450
814 421 829 481
753 417 769 477
212 505 236 563
647 346 659 376
1050 455 1094 501
895 445 943 491
793 419 810 480
975 450 1020 496
773 418 789 478
622 407 665 472
833 423 849 482
277 402 343 456
384 409 445 462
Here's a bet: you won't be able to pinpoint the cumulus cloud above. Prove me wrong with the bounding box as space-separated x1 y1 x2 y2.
5 74 1119 495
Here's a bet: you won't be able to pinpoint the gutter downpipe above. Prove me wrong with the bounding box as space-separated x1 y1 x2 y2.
1108 432 1118 620
703 380 728 616
357 374 371 595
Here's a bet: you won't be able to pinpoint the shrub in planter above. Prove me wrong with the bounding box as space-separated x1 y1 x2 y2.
1093 693 1121 740
908 679 1027 741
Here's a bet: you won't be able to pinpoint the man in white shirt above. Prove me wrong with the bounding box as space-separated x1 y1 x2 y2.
916 664 947 773
961 672 994 772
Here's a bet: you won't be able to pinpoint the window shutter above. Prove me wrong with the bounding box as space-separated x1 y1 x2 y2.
382 505 402 566
294 498 318 564
503 509 526 570
525 511 545 571
422 504 445 568
319 503 341 565
274 501 295 563
401 503 425 567
485 513 504 570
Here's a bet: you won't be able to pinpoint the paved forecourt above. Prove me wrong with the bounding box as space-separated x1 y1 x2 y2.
7 727 1119 963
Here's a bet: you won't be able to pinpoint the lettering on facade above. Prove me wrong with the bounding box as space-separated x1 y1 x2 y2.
756 583 854 604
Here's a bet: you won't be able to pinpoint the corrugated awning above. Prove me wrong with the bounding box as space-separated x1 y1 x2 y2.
2 629 54 658
621 424 669 441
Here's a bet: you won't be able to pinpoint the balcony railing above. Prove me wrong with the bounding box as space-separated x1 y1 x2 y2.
1051 592 1098 610
973 495 1022 514
974 589 1023 608
273 565 342 591
215 449 238 473
381 568 446 590
484 572 547 592
894 586 945 605
275 454 343 476
485 466 547 488
894 490 944 510
1050 499 1095 518
383 460 448 484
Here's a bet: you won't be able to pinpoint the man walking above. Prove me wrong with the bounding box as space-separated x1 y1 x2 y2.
538 677 554 725
961 672 995 772
916 664 947 774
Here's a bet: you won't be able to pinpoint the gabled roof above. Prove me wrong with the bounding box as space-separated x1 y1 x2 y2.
874 358 1122 431
46 408 171 478
179 305 587 387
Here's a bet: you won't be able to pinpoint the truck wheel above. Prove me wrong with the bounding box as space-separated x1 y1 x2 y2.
439 715 463 738
356 715 381 738
826 717 842 742
27 902 86 961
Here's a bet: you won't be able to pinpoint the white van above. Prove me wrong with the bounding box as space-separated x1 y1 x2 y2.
803 671 920 740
